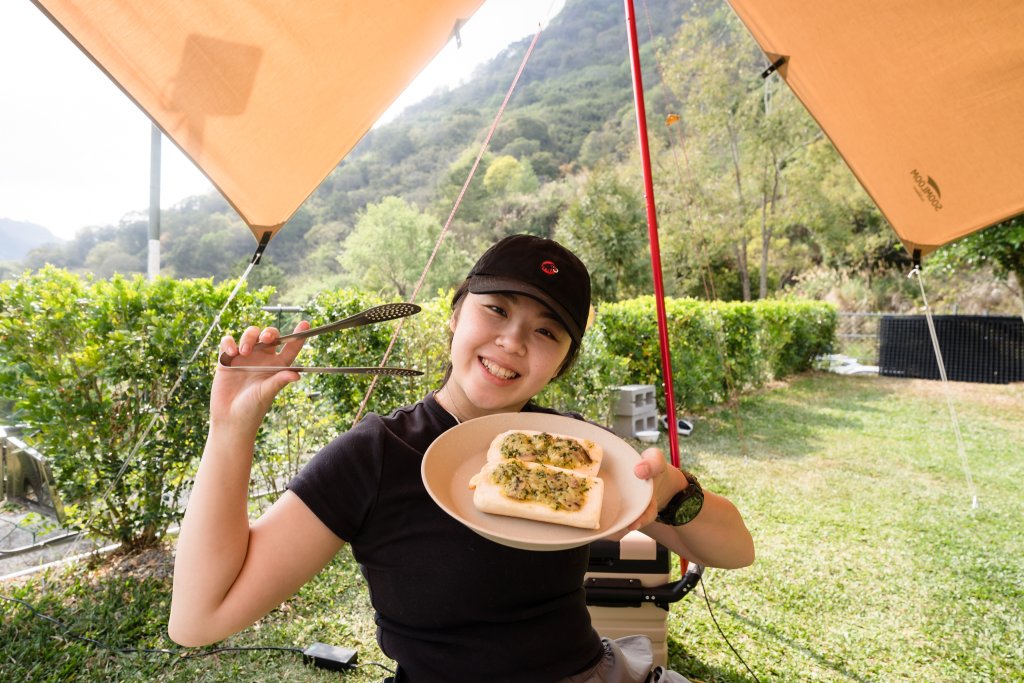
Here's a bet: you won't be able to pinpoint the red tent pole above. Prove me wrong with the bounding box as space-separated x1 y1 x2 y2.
623 0 680 468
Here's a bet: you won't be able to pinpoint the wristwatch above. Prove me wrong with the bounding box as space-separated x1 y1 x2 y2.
655 471 704 526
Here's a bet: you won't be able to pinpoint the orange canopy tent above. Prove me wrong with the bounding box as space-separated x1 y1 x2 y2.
725 0 1024 258
31 0 486 245
32 0 1024 258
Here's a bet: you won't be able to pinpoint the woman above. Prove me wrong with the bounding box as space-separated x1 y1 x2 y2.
169 234 754 682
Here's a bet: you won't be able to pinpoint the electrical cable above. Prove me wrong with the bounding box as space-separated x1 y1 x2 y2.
0 593 395 673
698 575 762 683
353 661 397 675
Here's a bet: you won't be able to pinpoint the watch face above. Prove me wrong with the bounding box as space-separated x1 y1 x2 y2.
658 474 704 526
672 493 704 525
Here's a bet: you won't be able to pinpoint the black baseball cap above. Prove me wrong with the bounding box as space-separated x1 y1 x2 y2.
466 234 592 344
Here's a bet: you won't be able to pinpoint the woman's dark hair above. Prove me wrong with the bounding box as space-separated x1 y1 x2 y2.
439 280 583 386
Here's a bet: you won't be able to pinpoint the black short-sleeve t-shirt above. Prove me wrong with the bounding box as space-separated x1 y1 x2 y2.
288 393 603 682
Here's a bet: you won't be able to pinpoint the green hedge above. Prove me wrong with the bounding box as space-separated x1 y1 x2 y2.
0 268 272 547
592 296 837 411
0 269 834 546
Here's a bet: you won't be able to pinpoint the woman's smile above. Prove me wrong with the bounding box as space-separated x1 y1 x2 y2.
479 356 519 381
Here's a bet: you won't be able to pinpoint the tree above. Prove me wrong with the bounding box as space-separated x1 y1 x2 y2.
661 0 819 300
84 242 142 278
166 215 252 280
931 216 1024 296
21 242 71 272
433 147 496 250
781 138 900 275
483 155 539 195
556 169 652 302
339 196 470 298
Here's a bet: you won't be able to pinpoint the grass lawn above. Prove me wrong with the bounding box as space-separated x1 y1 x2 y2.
1 373 1021 682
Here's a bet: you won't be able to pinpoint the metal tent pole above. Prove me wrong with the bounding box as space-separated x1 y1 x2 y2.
623 0 680 467
147 123 161 280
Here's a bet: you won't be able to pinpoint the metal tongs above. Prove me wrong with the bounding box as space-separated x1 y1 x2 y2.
218 302 423 376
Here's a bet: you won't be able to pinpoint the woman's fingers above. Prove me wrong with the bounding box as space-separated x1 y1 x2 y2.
237 325 263 355
627 448 692 532
219 321 309 373
623 449 664 531
634 448 667 481
220 334 239 358
276 321 311 365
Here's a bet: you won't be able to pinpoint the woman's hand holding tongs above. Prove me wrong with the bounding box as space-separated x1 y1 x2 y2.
210 322 310 436
215 303 422 377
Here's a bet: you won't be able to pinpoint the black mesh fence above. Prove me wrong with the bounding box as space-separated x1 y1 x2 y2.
878 315 1024 384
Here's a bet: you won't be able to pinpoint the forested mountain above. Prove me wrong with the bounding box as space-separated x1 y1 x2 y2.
9 0 1019 311
332 0 682 211
0 219 62 262
14 0 688 299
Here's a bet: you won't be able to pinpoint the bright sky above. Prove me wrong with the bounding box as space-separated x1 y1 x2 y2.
0 1 564 241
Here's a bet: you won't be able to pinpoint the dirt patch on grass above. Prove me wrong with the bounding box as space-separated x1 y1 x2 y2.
876 377 1024 411
94 545 175 582
2 544 175 595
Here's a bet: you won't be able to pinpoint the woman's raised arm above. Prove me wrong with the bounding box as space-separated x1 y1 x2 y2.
168 324 345 646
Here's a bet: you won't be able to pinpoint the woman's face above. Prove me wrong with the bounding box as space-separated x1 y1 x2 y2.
444 292 572 419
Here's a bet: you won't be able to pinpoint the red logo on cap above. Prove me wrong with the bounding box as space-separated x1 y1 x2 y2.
541 260 559 275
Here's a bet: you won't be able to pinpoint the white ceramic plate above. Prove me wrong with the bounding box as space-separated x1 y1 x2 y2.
422 412 653 551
